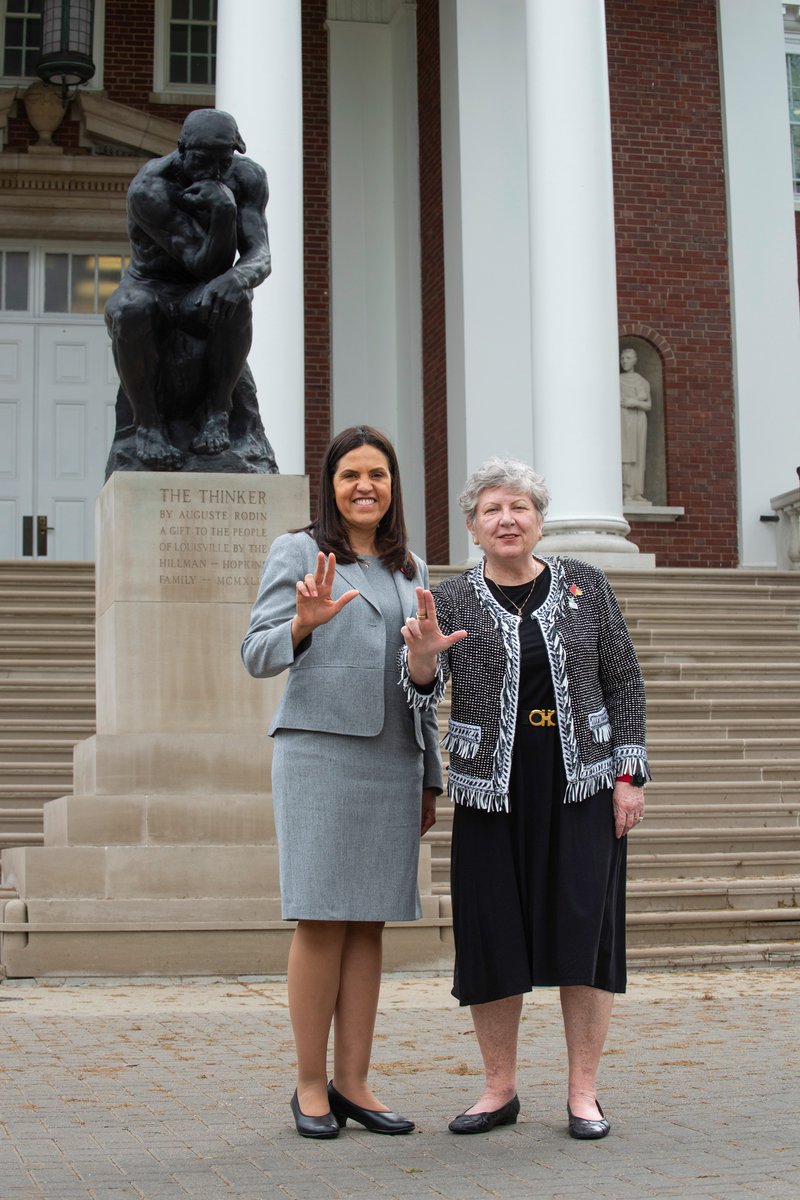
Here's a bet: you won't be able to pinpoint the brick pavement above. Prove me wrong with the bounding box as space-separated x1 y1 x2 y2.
0 968 798 1200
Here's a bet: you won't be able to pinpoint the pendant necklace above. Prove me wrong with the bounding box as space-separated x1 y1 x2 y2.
489 563 541 617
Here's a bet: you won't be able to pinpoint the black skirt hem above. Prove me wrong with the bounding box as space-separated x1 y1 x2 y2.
452 977 626 1007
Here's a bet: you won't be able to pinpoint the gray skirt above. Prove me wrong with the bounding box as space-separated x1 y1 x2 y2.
272 723 424 921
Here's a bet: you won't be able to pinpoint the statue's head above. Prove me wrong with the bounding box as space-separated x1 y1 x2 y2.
620 347 638 372
177 109 246 182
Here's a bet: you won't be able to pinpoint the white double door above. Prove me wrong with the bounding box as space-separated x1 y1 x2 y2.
0 320 119 561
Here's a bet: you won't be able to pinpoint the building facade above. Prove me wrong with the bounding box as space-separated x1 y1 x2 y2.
1 0 798 568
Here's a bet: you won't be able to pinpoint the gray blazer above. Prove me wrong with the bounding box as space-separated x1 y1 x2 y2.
241 532 443 791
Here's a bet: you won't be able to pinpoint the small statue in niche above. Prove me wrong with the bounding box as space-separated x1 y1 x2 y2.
619 347 651 503
104 108 278 475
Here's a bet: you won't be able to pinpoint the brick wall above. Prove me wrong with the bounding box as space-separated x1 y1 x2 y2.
301 1 331 510
607 0 738 567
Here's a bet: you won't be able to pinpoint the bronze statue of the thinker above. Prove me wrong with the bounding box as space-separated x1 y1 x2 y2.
104 108 278 474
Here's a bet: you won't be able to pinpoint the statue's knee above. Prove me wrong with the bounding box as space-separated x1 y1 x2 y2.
221 294 253 329
108 292 161 341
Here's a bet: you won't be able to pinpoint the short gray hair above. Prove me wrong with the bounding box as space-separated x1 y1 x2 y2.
458 457 551 523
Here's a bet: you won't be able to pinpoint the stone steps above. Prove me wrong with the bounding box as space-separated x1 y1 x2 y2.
627 876 800 911
0 630 95 649
648 737 800 762
625 850 800 881
0 563 95 850
0 738 80 762
636 646 797 663
0 656 95 672
625 908 800 948
0 719 95 739
644 680 800 701
641 662 800 682
647 717 800 737
625 942 800 968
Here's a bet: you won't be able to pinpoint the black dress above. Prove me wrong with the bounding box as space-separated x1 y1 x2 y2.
450 567 627 1006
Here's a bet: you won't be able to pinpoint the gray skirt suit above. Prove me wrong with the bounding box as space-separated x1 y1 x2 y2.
241 533 443 921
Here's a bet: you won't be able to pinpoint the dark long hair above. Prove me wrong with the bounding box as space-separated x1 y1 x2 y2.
304 425 415 578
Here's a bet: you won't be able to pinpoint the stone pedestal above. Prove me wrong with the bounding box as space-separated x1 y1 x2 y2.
1 473 451 976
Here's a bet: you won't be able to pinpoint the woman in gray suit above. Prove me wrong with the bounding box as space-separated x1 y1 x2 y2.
242 426 442 1139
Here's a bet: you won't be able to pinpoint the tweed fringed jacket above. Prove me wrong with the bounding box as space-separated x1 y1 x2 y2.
400 555 650 811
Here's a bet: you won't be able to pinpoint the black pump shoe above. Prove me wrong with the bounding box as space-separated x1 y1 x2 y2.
327 1082 415 1135
290 1090 340 1139
448 1094 520 1134
567 1100 610 1140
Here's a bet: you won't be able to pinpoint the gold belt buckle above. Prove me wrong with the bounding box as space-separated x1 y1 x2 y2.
527 708 556 727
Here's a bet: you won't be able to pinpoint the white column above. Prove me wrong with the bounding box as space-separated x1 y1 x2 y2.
215 0 304 474
439 0 534 563
525 0 648 567
328 2 426 550
718 0 800 567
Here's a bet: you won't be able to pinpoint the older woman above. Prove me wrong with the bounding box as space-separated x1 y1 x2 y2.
401 457 649 1139
242 426 442 1139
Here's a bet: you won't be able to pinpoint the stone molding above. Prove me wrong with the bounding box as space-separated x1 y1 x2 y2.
625 504 685 523
0 96 181 240
74 92 181 157
327 0 413 24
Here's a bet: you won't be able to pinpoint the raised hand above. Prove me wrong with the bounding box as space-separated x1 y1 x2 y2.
401 587 467 684
291 552 359 646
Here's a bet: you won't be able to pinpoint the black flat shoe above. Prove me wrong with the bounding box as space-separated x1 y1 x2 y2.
567 1100 610 1140
327 1082 415 1135
290 1090 340 1139
448 1094 520 1134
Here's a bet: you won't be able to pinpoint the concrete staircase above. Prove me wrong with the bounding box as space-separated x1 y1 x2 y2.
428 567 800 968
0 563 95 851
2 562 799 970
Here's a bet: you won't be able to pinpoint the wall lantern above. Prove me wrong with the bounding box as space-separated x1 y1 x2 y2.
36 0 96 104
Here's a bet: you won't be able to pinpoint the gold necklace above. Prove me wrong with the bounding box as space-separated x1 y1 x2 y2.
488 564 541 617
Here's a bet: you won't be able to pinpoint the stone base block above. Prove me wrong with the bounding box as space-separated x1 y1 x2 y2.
43 792 276 846
1 844 280 899
94 601 285 735
1 928 297 978
74 734 272 795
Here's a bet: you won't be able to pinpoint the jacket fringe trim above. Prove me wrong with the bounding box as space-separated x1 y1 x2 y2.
449 766 633 809
441 728 481 760
448 774 510 813
613 745 652 783
564 769 617 804
397 646 446 710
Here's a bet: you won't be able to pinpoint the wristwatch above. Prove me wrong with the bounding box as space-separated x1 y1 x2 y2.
617 771 647 787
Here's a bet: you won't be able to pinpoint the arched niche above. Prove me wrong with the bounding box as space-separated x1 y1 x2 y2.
618 335 665 507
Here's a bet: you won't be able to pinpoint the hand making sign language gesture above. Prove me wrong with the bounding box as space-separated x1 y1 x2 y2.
290 551 360 649
401 586 468 685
